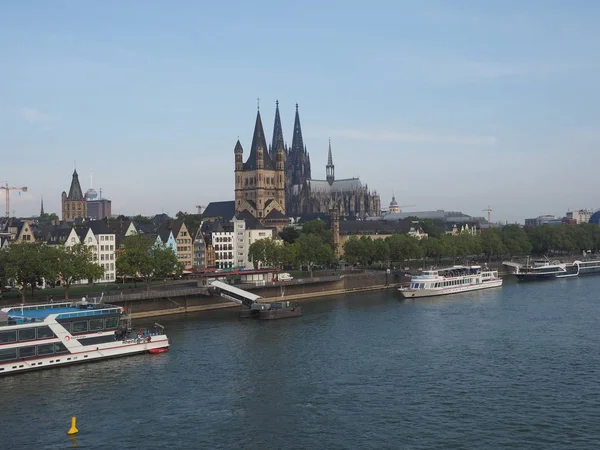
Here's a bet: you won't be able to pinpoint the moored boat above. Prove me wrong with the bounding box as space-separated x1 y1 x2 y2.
0 300 169 376
507 256 600 281
398 265 502 299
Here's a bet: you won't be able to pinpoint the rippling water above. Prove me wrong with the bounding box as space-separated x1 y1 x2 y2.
3 277 600 449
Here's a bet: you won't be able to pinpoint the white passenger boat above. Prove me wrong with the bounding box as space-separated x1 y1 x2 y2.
398 265 503 299
0 300 169 375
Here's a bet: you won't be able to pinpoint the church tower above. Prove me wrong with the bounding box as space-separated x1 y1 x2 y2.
61 169 87 222
235 107 286 220
326 138 335 185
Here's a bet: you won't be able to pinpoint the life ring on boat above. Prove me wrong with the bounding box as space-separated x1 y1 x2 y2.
65 336 71 341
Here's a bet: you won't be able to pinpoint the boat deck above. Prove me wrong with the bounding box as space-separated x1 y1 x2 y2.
1 303 121 324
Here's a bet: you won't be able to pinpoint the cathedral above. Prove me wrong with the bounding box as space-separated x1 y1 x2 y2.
249 102 380 219
234 108 288 229
61 169 87 222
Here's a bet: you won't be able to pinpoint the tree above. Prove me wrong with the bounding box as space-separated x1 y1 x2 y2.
387 234 422 264
342 237 362 265
1 242 59 301
501 225 532 257
373 239 390 266
278 242 299 267
480 229 505 261
279 226 300 244
39 212 59 222
55 244 105 299
302 220 334 249
297 233 334 275
175 211 203 229
116 233 180 290
132 215 154 225
420 219 445 239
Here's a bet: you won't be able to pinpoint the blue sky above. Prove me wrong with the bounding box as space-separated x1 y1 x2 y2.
1 0 599 223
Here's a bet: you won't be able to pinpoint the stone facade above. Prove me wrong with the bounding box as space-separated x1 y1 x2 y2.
62 170 87 222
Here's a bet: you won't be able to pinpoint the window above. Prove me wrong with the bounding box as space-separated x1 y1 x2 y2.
37 344 55 356
72 321 88 333
53 343 68 354
89 318 104 331
0 348 17 361
105 317 119 330
0 330 17 344
19 328 36 342
18 346 36 359
37 326 54 339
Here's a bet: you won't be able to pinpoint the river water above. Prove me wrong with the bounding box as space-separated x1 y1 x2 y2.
3 276 600 449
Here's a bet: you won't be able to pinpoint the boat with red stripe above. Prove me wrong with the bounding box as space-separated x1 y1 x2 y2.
0 299 169 375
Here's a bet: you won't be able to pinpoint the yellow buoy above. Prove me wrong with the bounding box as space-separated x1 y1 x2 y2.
67 416 79 435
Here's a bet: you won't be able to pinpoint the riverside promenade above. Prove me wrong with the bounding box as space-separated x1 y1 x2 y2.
78 271 406 319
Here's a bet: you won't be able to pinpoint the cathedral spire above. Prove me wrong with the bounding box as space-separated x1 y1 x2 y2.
291 103 304 155
326 138 335 185
271 100 285 160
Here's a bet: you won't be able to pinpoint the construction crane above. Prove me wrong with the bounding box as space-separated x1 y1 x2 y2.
482 205 492 225
1 183 28 218
195 205 205 215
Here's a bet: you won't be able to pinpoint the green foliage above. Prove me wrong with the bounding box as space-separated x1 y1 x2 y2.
480 229 506 261
248 238 281 268
55 244 104 299
387 234 423 263
132 215 154 225
302 220 334 249
501 224 532 257
279 226 300 244
420 219 445 238
39 212 59 222
297 233 335 273
527 223 600 255
116 233 180 290
175 211 203 229
1 242 59 301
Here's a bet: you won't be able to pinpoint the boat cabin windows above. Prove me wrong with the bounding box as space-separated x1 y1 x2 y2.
37 326 54 340
0 343 68 363
18 346 36 359
0 348 17 362
72 321 88 333
105 317 119 330
37 344 55 356
18 328 36 342
89 319 104 331
57 315 120 334
0 330 17 344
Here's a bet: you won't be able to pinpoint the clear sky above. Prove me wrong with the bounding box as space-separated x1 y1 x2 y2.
1 0 599 223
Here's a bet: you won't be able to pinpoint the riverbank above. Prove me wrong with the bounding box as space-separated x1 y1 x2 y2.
129 273 404 319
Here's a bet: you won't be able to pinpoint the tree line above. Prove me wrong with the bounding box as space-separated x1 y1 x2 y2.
0 243 104 301
0 233 182 301
249 221 337 274
343 223 600 267
249 222 600 272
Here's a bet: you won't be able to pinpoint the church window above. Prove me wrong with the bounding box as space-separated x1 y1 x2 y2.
245 178 248 186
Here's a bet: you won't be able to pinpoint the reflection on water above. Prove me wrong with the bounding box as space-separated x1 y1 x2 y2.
3 276 600 449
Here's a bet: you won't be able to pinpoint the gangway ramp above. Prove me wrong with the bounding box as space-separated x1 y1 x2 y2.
502 261 522 273
210 280 262 308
